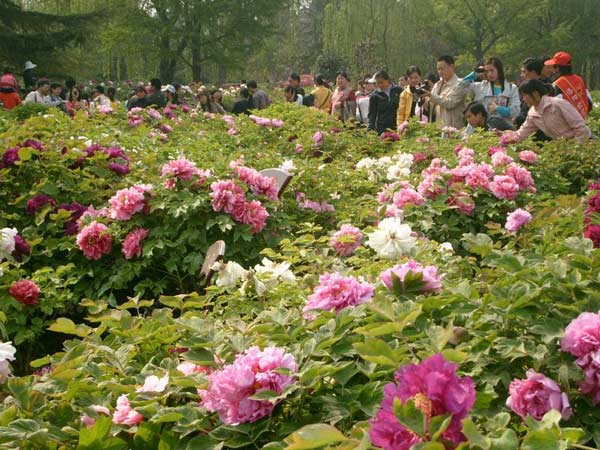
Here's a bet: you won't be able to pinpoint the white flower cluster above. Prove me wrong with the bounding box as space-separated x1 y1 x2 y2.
365 217 416 259
0 227 17 261
356 152 414 182
212 257 296 296
0 341 16 383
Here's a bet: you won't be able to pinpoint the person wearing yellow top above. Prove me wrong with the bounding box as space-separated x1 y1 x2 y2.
311 74 332 112
397 66 422 128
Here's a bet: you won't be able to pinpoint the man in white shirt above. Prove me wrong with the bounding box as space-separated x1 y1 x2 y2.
24 79 62 107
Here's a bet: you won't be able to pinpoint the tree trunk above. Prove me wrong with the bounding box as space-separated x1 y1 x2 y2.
191 43 202 82
109 55 118 81
119 56 127 81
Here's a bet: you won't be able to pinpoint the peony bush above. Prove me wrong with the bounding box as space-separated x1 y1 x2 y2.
0 102 600 449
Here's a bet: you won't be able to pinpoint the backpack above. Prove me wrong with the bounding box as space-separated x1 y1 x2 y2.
302 93 315 107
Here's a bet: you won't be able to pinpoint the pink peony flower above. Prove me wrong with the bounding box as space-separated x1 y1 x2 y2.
381 131 400 142
562 312 600 358
465 163 494 190
506 370 571 421
385 204 404 218
447 191 475 215
505 208 532 232
380 260 442 294
392 188 425 209
519 151 538 164
228 128 238 136
369 354 475 450
210 180 246 214
236 200 269 234
198 346 297 425
108 185 151 221
417 175 445 200
490 175 519 200
76 221 112 260
147 108 162 120
506 164 535 192
577 350 600 404
160 158 203 188
112 395 143 426
122 228 149 260
177 361 210 376
295 143 303 154
12 235 31 262
235 166 278 201
312 131 325 147
81 414 95 427
491 151 514 167
331 224 363 256
9 279 40 306
303 273 374 318
160 124 173 134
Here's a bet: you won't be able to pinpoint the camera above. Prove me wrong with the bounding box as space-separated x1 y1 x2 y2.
474 66 485 74
414 82 430 96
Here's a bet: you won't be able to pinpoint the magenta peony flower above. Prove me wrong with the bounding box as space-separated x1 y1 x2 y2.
392 188 425 209
22 139 44 151
584 224 600 247
303 273 374 318
160 124 173 134
381 131 400 142
490 175 519 200
108 185 150 221
198 346 297 425
380 260 442 294
505 208 532 232
2 147 20 167
331 224 363 256
577 350 600 404
507 370 571 421
26 194 56 215
519 151 538 164
9 279 40 306
112 395 143 426
56 202 87 235
12 235 30 261
76 221 112 260
562 312 600 358
369 354 475 450
108 162 131 175
235 200 269 234
122 228 149 260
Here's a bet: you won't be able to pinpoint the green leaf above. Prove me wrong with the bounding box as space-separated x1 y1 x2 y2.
490 430 519 450
17 147 32 161
411 443 445 450
284 424 348 449
353 338 401 366
429 414 451 441
77 416 113 450
392 398 426 439
461 419 491 450
48 318 92 337
521 429 565 450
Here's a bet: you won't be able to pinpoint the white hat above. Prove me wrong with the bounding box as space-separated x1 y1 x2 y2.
367 76 377 84
162 84 176 94
24 61 37 70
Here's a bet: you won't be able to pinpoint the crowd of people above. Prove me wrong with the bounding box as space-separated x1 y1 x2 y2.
0 50 594 143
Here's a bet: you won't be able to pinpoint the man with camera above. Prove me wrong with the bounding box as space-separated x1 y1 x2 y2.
421 55 466 129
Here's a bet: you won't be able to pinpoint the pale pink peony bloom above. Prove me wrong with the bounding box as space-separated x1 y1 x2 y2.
81 414 95 427
76 221 112 260
507 370 571 421
561 312 600 358
465 163 494 190
505 209 532 232
147 108 162 120
137 374 169 393
491 151 514 167
198 346 297 425
108 185 151 221
228 128 238 136
385 204 404 218
295 143 303 154
160 158 203 188
177 361 210 376
331 224 363 256
303 273 374 318
122 228 149 260
91 405 110 415
380 260 442 294
448 191 475 215
112 395 143 426
519 150 538 164
392 188 425 209
312 131 324 147
235 166 278 201
490 175 520 200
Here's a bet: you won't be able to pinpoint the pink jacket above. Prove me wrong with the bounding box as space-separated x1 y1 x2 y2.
517 95 591 143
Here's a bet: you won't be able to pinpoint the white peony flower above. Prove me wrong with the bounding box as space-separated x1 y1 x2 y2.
366 218 416 259
0 341 16 384
438 242 454 254
279 160 296 173
386 165 411 181
137 374 169 393
393 152 414 168
254 258 296 284
0 228 17 261
356 158 376 170
212 261 248 290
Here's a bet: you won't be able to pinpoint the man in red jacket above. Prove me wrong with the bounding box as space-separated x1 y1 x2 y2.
545 51 592 119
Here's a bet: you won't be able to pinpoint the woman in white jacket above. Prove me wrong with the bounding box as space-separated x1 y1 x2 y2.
462 57 520 130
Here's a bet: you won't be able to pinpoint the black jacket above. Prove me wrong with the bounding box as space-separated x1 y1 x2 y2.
368 85 402 134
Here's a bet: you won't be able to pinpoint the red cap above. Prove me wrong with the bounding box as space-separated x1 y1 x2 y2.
545 51 572 67
0 74 17 90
